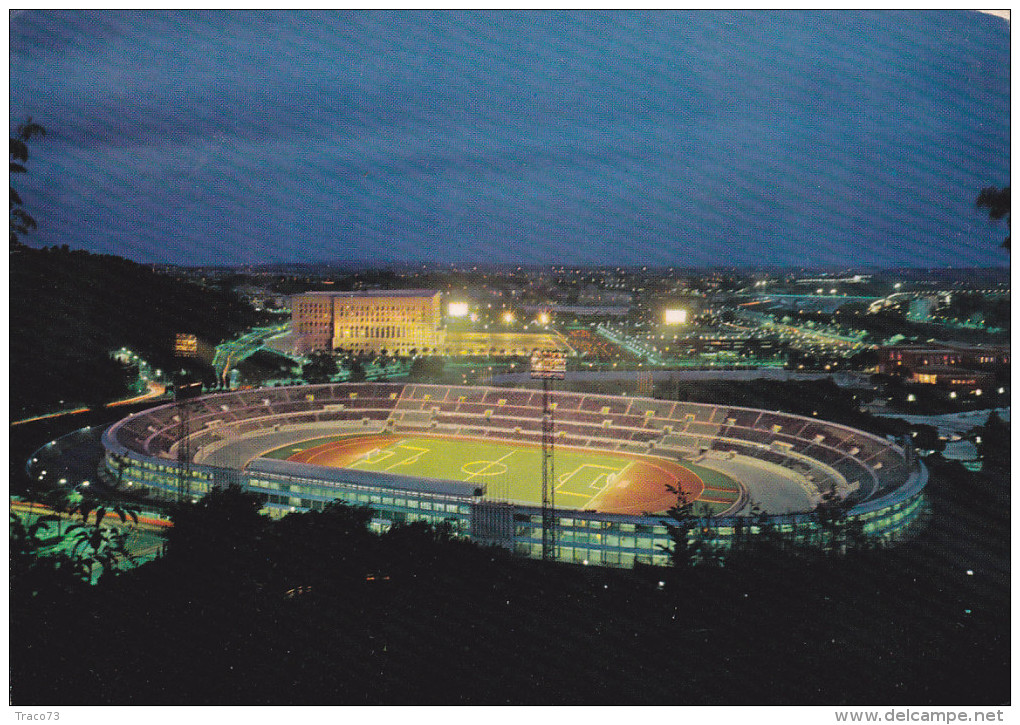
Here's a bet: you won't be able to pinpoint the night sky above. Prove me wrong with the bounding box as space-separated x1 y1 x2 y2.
9 10 1011 268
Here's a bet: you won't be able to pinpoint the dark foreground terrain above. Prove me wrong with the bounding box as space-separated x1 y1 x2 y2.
10 449 1008 705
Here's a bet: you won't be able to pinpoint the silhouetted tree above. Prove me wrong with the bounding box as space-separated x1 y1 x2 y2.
814 490 858 555
10 118 45 250
347 359 367 383
165 484 268 562
9 512 85 596
977 410 1010 473
64 521 134 584
976 185 1010 249
68 492 139 529
660 483 698 568
407 356 443 382
37 486 77 536
302 350 337 383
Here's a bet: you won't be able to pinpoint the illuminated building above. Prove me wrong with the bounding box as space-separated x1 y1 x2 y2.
910 366 995 391
292 290 444 355
880 344 1009 390
880 343 1010 371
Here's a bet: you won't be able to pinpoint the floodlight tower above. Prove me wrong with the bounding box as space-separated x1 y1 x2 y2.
541 376 555 560
173 335 200 503
531 350 565 561
176 397 191 502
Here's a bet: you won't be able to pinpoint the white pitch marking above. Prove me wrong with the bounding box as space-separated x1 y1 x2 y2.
463 449 519 481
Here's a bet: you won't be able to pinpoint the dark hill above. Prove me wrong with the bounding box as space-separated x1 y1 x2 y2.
10 245 259 417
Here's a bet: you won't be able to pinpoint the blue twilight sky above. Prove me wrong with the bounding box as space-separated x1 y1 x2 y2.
9 10 1011 268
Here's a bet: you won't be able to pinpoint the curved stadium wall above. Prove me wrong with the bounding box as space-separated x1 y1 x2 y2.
101 383 928 568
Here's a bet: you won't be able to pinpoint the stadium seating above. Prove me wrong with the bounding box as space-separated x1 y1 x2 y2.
106 382 911 514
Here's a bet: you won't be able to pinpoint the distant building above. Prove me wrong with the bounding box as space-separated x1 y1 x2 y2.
291 290 444 355
909 365 995 391
880 344 1010 373
880 343 1008 391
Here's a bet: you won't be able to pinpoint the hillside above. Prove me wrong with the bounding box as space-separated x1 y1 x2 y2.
10 245 260 417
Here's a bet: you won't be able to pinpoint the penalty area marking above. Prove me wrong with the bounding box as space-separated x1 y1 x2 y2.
556 463 622 490
553 462 628 508
349 447 395 468
585 461 635 509
385 444 430 471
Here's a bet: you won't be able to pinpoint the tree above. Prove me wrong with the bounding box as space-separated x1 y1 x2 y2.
977 410 1010 473
301 350 337 384
64 521 134 584
9 512 86 596
10 118 45 250
976 186 1010 249
408 356 443 382
347 359 367 383
68 492 139 530
659 483 698 568
37 487 78 537
164 484 268 568
813 490 861 555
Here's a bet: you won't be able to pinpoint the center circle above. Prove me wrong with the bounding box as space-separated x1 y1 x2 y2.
461 460 509 477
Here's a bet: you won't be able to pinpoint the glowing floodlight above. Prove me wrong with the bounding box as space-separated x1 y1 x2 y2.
538 312 550 325
663 309 687 325
448 302 469 318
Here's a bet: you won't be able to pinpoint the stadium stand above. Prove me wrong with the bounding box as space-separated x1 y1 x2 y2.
105 382 917 526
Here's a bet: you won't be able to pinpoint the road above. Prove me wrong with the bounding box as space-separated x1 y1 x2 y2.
11 383 169 427
213 324 291 386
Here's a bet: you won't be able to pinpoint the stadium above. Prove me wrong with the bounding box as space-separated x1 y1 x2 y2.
101 383 928 568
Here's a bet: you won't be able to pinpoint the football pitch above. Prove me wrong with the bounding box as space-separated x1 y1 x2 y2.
263 433 741 515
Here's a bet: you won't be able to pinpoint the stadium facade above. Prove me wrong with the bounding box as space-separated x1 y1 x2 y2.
101 383 928 568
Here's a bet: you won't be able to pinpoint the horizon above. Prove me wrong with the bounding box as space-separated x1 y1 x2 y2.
11 10 1011 268
36 247 1009 275
32 244 1011 275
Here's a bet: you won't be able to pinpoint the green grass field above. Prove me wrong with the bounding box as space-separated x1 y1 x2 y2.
263 433 742 515
333 435 627 509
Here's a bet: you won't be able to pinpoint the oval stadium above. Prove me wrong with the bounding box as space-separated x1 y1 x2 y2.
101 383 928 568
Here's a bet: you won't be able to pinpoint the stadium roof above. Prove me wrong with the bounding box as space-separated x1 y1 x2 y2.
246 456 481 498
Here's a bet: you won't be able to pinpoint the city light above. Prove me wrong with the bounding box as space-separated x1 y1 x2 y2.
537 312 550 325
503 312 515 324
663 309 687 325
448 302 469 317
